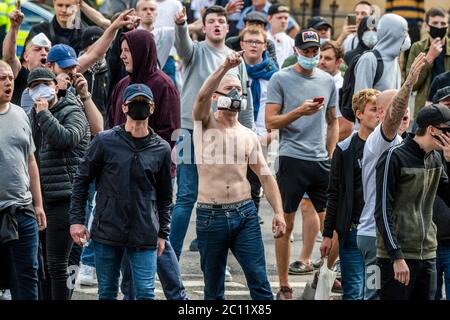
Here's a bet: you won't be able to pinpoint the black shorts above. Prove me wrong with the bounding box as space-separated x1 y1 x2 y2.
276 156 330 214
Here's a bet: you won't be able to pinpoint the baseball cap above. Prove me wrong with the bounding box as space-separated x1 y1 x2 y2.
123 84 154 103
81 26 104 50
294 29 321 49
27 67 56 87
29 33 52 49
432 86 450 103
416 104 450 128
268 4 290 16
307 16 332 30
47 44 79 69
243 11 267 25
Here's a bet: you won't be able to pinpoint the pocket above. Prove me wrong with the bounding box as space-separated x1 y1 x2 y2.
196 213 212 232
240 205 257 219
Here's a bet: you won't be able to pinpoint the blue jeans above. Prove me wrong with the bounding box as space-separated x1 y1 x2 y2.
81 182 96 267
196 201 273 300
4 210 39 300
357 235 379 300
436 243 450 300
171 129 198 259
120 240 187 300
339 229 365 300
94 241 157 300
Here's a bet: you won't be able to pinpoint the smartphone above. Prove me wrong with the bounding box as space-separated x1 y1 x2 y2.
313 96 325 104
347 14 356 26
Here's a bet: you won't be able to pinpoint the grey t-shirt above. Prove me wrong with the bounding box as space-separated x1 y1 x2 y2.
267 66 337 161
0 103 36 210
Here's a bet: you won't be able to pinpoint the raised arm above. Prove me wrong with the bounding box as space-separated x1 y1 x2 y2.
80 0 111 29
193 51 243 125
78 9 134 74
3 2 23 77
174 7 194 64
382 53 426 140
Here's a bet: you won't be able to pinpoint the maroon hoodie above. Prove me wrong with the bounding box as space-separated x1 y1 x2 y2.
108 29 180 150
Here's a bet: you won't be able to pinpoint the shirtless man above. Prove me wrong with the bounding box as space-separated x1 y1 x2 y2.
192 51 286 300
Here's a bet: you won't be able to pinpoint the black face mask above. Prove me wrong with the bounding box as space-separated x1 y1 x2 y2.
428 25 448 39
127 101 151 120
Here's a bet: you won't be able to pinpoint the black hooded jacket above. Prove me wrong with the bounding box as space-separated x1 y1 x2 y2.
69 126 172 248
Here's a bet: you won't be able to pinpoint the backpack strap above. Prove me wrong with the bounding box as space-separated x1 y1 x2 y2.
372 49 384 86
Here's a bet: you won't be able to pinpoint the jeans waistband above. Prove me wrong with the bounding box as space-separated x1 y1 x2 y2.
197 199 253 210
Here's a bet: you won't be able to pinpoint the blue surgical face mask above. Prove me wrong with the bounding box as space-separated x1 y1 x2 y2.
297 50 320 70
29 83 56 102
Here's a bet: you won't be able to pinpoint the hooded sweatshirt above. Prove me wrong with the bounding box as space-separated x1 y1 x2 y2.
108 30 180 150
354 14 407 93
343 16 372 66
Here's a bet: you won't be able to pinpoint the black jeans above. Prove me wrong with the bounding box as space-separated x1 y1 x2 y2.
44 200 74 300
378 258 437 300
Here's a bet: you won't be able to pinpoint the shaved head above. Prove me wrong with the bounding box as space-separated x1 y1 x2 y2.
377 89 398 113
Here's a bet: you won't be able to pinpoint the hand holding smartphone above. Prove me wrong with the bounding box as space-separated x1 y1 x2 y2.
347 14 356 26
313 96 325 104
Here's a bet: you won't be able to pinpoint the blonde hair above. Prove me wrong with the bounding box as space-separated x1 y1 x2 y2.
239 25 267 43
352 88 379 116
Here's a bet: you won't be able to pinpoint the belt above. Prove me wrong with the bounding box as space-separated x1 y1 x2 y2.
197 199 253 210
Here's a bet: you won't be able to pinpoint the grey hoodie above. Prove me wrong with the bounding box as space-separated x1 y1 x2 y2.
354 14 408 93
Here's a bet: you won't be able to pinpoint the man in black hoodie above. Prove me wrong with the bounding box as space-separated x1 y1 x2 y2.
69 84 172 300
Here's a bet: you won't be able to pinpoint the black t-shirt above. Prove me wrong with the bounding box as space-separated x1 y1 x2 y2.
12 67 29 106
352 134 366 224
432 49 446 83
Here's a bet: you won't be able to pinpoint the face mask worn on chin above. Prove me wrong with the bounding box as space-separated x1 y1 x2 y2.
362 31 378 48
127 101 151 120
400 36 411 52
29 84 56 102
428 25 448 39
215 88 247 112
297 52 320 70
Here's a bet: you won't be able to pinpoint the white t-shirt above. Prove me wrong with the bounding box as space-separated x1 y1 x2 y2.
254 79 269 136
154 0 183 28
267 31 294 68
357 124 403 237
333 72 343 118
342 33 359 53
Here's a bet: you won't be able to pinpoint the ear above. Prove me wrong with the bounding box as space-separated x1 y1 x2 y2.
150 102 155 115
355 109 363 121
122 104 128 114
336 57 343 67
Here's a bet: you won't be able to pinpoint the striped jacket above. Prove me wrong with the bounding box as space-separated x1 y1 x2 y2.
375 134 450 260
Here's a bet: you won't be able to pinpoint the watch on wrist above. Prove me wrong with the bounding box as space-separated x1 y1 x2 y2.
80 93 92 102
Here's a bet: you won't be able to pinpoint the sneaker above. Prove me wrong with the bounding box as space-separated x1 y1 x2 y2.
79 264 97 286
288 261 314 275
290 233 294 242
331 278 343 294
0 289 11 300
312 257 322 269
189 238 199 252
225 266 233 282
258 215 264 225
276 286 293 300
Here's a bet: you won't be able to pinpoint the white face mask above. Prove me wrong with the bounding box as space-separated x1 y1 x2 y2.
29 83 56 102
400 35 411 52
362 31 377 48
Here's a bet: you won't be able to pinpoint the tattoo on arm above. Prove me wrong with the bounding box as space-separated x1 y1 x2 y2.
383 80 413 138
326 107 337 125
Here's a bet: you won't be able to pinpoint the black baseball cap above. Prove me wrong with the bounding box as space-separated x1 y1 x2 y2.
81 26 104 49
268 4 290 16
294 29 321 49
416 104 450 128
27 68 56 87
243 11 267 25
432 86 450 103
307 16 332 30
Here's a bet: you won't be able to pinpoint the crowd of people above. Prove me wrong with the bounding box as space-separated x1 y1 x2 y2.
0 0 450 301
